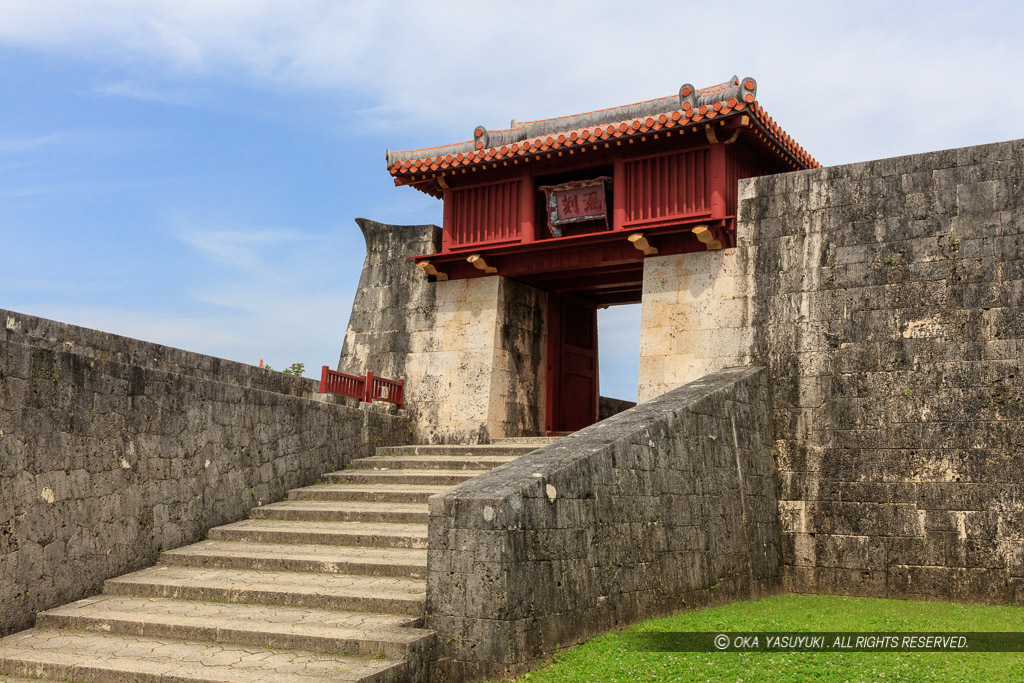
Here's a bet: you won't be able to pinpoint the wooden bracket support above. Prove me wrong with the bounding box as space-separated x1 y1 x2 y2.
691 224 723 251
417 260 448 281
467 253 497 274
627 232 658 256
705 123 740 145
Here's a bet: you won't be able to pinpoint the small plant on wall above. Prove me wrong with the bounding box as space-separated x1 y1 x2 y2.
258 360 305 376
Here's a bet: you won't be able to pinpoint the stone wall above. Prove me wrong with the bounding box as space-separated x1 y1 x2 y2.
640 139 1024 603
598 395 635 421
4 308 321 399
427 367 779 680
750 140 1024 602
338 218 442 382
638 249 754 402
0 310 411 636
340 220 546 443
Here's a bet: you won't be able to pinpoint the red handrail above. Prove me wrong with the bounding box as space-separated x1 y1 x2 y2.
319 366 403 409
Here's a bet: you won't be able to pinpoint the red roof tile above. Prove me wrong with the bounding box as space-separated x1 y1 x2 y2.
387 77 819 184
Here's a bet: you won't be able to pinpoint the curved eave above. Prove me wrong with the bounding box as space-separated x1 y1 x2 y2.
393 101 819 198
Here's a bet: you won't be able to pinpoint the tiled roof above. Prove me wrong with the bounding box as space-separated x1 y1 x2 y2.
387 76 819 180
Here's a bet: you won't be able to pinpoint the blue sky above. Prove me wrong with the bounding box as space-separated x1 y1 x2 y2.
1 2 1021 400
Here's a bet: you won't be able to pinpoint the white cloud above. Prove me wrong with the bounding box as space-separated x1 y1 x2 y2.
1 2 1021 163
3 1 1023 388
177 227 319 272
94 80 195 105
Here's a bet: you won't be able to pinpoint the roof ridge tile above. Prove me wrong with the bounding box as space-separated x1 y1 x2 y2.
387 76 818 184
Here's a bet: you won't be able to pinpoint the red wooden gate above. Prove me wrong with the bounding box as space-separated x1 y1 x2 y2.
546 294 598 434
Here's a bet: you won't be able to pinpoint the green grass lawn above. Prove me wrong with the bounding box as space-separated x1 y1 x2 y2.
511 595 1024 682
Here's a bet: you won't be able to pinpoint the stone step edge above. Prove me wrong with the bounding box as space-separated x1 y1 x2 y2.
248 509 429 524
0 631 407 683
36 609 436 660
287 489 442 503
103 577 426 616
207 527 427 550
159 545 427 577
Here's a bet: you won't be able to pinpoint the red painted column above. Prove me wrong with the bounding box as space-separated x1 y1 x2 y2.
364 371 374 403
441 189 454 253
519 174 535 243
612 157 626 230
708 142 727 220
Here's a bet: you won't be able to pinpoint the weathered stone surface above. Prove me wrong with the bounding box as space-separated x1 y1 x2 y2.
426 367 778 680
640 138 1024 604
160 539 428 577
0 420 524 683
104 565 428 615
1 308 321 399
0 309 411 636
338 218 442 383
36 595 433 658
338 219 547 443
638 246 755 401
0 629 408 683
598 395 636 420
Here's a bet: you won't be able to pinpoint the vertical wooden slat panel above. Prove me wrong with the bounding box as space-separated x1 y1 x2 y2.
623 148 712 226
448 179 522 247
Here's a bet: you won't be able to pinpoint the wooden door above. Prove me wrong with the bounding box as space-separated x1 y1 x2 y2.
547 294 598 434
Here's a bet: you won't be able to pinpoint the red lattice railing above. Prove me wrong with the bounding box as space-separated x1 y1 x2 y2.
319 366 404 409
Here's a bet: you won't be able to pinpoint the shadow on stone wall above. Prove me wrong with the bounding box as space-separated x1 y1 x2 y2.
598 395 636 421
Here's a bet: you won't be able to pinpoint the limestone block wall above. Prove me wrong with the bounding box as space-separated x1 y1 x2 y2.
638 248 755 401
338 218 442 382
748 140 1024 602
0 310 411 636
640 138 1024 603
427 367 779 680
340 219 546 443
403 276 546 443
4 308 324 399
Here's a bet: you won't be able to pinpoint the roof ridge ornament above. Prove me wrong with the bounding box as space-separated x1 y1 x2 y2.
678 83 697 110
473 125 489 151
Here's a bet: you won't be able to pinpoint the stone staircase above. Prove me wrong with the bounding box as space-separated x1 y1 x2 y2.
0 439 555 683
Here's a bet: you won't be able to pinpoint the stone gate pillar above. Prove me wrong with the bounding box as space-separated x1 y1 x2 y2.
637 235 756 402
340 219 547 443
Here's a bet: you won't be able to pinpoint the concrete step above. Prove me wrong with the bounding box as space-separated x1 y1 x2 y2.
37 595 435 659
0 628 406 683
104 565 426 615
209 519 428 549
250 500 429 524
325 469 478 486
376 444 537 457
349 455 516 471
161 539 427 578
289 483 450 504
492 436 562 446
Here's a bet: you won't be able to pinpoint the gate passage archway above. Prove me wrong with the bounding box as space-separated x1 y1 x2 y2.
547 294 599 434
373 76 817 438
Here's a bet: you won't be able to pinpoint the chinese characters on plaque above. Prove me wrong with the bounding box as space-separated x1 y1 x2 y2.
538 176 612 237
